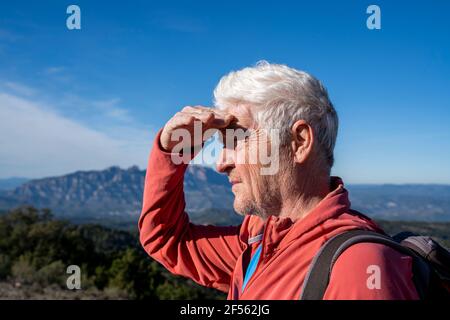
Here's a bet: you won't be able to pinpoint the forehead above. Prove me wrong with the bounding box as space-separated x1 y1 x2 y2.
225 104 257 129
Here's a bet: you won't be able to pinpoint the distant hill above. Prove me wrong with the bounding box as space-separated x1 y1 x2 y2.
0 177 29 191
0 166 450 223
348 184 450 221
0 165 235 222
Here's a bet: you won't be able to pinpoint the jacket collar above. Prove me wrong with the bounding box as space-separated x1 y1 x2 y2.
239 176 352 251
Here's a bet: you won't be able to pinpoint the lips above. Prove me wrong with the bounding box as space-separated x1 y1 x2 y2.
228 171 241 185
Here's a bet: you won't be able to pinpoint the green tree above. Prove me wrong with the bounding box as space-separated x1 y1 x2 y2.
107 248 163 299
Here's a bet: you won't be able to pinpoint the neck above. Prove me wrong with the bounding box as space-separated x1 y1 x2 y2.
277 168 330 222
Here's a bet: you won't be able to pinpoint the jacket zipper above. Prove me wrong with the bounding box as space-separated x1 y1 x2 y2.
241 215 272 295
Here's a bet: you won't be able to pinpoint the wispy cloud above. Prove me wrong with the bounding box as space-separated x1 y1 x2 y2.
0 28 21 42
3 82 36 96
152 12 206 33
0 88 154 179
44 66 66 75
39 66 73 83
91 98 133 123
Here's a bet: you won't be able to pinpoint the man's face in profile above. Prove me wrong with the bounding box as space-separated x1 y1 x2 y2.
216 105 283 218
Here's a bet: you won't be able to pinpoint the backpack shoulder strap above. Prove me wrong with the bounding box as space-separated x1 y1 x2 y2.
299 229 431 300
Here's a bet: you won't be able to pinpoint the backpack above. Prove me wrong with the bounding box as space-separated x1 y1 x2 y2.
300 229 450 300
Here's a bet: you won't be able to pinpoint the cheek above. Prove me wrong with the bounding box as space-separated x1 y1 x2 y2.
235 134 271 167
235 139 272 195
236 163 265 196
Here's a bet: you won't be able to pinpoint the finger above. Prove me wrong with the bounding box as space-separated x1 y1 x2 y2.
191 105 213 110
181 105 212 113
180 109 209 117
178 107 234 128
182 105 230 118
171 113 195 128
212 113 236 128
179 110 214 125
197 111 215 125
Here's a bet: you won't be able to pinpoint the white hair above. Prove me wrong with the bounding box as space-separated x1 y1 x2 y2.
213 61 338 168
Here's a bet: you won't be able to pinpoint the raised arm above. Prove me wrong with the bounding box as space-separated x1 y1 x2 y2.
138 107 244 292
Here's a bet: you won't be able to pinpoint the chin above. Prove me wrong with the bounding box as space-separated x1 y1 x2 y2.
232 201 246 216
233 197 257 216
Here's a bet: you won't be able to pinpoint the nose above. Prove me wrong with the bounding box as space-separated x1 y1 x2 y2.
216 147 235 174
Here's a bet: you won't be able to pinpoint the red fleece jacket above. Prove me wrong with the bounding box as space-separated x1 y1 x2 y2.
138 132 419 300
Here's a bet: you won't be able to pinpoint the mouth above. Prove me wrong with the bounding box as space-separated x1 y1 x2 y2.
229 180 242 186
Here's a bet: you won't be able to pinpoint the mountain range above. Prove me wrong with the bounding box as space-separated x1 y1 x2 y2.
0 166 450 224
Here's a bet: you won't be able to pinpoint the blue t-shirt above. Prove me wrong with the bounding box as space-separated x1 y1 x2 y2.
241 243 262 292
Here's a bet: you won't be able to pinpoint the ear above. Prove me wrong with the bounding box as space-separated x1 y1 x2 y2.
290 120 314 164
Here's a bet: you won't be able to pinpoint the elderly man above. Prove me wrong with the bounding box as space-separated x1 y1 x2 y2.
138 62 419 299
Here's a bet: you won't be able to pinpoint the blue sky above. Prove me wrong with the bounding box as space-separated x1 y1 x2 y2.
0 0 449 183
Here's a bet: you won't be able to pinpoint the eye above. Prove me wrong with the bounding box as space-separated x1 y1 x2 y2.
234 130 251 148
220 126 251 149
